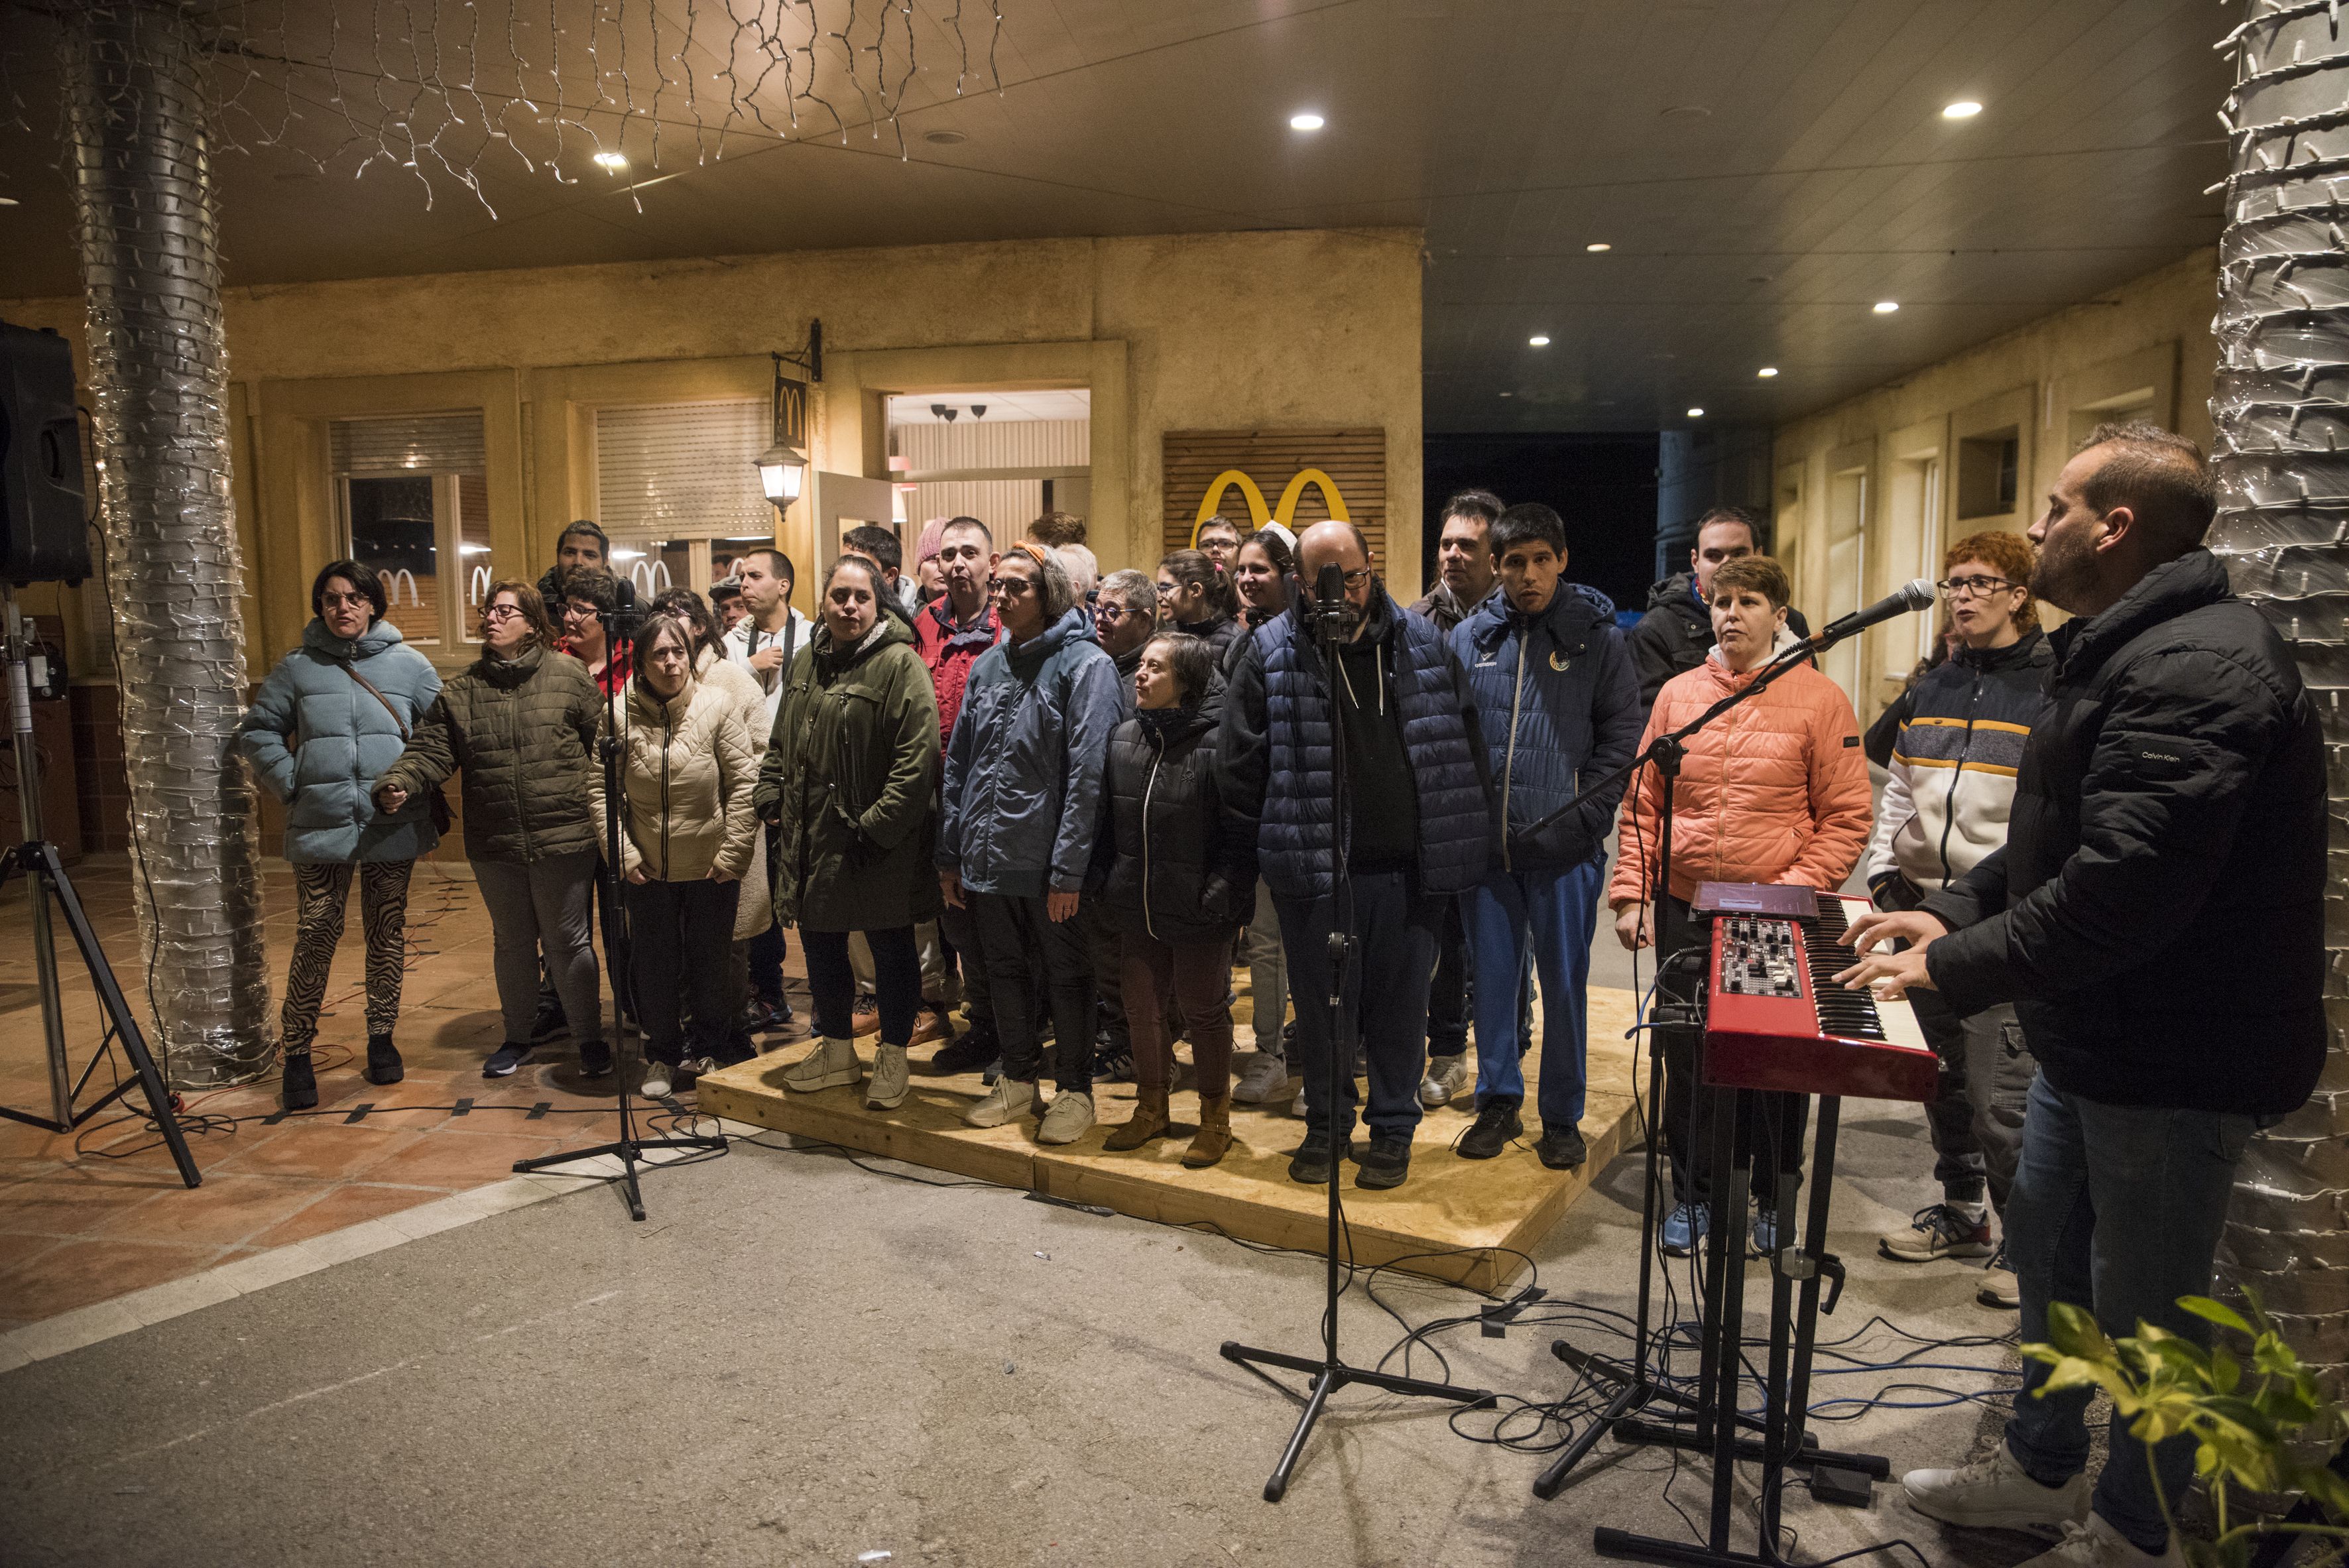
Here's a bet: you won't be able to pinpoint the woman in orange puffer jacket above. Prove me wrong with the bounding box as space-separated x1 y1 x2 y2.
1608 554 1872 1259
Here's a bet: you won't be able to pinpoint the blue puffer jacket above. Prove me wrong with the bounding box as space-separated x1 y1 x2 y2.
938 608 1122 899
238 618 444 865
1220 581 1492 900
1451 583 1644 873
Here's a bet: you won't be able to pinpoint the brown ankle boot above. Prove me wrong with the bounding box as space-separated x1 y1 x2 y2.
1104 1085 1172 1150
1183 1093 1233 1168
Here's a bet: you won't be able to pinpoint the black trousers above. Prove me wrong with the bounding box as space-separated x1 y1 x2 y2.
1656 896 1808 1208
1426 893 1471 1056
623 878 739 1066
971 891 1095 1091
804 926 922 1046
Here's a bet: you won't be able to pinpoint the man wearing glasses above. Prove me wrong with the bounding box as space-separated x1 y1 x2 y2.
1860 532 2050 1311
1220 520 1494 1191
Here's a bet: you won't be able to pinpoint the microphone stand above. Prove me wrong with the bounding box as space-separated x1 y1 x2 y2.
1221 580 1497 1502
513 595 725 1219
1532 633 1833 1500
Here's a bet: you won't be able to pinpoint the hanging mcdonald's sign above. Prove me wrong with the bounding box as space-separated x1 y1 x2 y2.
1163 428 1387 564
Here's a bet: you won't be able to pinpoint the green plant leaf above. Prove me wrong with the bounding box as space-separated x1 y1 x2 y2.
2181 1296 2254 1337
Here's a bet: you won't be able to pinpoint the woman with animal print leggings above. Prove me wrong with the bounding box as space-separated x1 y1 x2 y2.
238 560 445 1109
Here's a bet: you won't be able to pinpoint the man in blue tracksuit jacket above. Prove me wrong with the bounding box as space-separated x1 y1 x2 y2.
1449 504 1644 1170
1220 520 1494 1192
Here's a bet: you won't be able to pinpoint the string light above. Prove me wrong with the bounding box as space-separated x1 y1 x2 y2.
7 0 1008 217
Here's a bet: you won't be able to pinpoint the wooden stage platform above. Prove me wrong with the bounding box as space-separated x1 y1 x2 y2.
697 988 1645 1293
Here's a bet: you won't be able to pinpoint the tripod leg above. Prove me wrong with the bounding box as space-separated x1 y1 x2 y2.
1263 1367 1339 1504
42 846 200 1188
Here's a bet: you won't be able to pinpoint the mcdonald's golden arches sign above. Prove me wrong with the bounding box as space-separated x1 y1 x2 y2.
1162 428 1387 566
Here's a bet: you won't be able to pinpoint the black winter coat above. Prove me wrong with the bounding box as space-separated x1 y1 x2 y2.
1921 549 2325 1116
1103 702 1254 943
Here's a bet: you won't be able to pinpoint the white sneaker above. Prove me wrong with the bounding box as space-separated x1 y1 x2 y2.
782 1036 861 1094
1291 1083 1308 1118
866 1043 910 1109
2016 1516 2184 1567
1419 1054 1469 1108
1904 1443 2089 1534
1037 1090 1096 1145
964 1076 1036 1128
638 1059 674 1100
1232 1051 1291 1105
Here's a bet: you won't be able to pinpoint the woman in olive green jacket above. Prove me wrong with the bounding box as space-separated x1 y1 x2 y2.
754 556 943 1112
375 579 607 1080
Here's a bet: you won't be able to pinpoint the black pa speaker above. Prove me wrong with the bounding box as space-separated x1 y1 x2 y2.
0 320 90 585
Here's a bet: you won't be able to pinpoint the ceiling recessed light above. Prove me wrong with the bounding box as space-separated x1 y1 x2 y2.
924 129 968 145
1687 408 1705 418
1289 112 1325 132
593 150 629 170
0 196 19 207
1528 335 1551 347
1942 100 1982 119
1873 300 1900 314
1757 367 1779 378
1498 391 1514 398
1661 104 1712 121
1585 242 1612 253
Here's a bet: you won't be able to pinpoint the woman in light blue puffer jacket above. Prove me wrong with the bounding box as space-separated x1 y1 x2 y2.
237 560 443 1110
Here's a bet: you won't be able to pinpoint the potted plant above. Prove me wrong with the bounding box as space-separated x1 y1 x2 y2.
2023 1291 2349 1567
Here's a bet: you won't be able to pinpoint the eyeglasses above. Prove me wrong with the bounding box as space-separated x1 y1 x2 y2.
1938 575 2021 599
1330 567 1373 590
563 602 599 619
985 576 1034 596
483 605 526 621
1095 603 1130 624
320 591 370 609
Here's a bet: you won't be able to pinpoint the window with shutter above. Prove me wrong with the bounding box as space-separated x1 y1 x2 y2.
330 412 490 651
593 400 773 599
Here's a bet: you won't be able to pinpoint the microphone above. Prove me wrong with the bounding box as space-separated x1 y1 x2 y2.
611 573 638 636
1310 561 1350 634
1809 578 1935 649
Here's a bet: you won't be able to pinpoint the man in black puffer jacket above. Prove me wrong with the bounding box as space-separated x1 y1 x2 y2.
1840 424 2324 1566
1628 506 1811 711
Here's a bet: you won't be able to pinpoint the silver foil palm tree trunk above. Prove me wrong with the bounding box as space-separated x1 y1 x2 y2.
2208 0 2349 1394
60 2 274 1087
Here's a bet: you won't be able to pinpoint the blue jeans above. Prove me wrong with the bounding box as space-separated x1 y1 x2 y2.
1463 859 1604 1129
1274 870 1441 1144
2004 1075 2256 1552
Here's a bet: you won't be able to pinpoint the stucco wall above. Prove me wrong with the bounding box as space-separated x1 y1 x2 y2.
1770 247 2218 719
3 226 1423 673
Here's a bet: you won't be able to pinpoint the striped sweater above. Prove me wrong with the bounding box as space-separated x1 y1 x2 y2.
1862 631 2053 896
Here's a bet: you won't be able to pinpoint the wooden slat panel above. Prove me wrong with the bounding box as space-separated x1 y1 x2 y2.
1162 428 1386 568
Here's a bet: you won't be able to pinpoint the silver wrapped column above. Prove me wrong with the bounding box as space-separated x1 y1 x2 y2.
2208 0 2349 1393
60 2 274 1087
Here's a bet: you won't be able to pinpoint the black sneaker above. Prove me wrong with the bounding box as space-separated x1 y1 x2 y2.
365 1033 404 1086
1355 1135 1413 1190
529 994 567 1044
1534 1125 1587 1170
483 1042 531 1078
1093 1039 1136 1084
1288 1131 1355 1185
281 1050 318 1111
577 1038 613 1079
1458 1095 1523 1160
928 1020 1000 1075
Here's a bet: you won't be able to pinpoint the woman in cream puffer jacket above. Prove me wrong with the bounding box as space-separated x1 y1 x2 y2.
589 612 758 1079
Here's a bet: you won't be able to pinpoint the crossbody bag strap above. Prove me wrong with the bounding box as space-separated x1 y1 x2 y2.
342 662 411 742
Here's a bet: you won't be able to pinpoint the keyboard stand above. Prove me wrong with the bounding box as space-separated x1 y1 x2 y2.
1590 1079 1894 1566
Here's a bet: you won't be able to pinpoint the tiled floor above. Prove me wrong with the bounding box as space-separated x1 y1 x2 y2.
0 855 756 1330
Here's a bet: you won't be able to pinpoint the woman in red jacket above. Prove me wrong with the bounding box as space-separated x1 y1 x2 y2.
1610 554 1872 1258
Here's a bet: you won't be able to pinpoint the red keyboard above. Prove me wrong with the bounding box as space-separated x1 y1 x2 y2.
1702 894 1939 1103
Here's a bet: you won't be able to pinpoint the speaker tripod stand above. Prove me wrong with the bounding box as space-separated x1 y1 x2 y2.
0 584 198 1187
